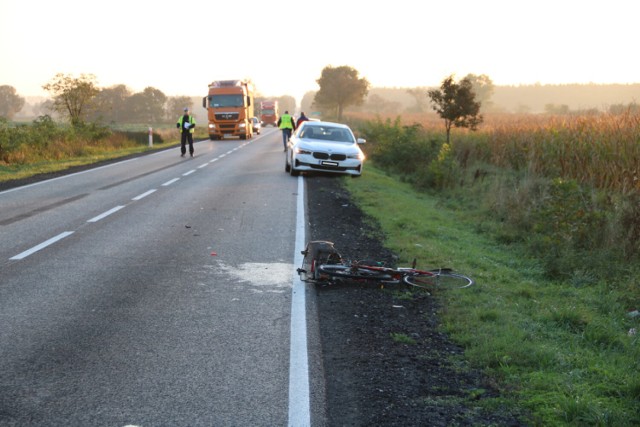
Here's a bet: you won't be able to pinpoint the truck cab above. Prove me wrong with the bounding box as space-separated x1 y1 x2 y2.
203 80 254 140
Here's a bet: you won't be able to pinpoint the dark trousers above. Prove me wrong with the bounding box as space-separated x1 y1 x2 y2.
281 128 292 149
181 132 194 155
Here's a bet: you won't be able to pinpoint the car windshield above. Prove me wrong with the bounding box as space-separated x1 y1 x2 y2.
299 125 355 143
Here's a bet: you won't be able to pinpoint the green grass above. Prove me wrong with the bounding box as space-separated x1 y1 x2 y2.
390 332 417 345
344 165 640 426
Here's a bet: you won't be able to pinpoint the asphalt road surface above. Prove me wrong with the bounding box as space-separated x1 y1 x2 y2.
0 128 321 426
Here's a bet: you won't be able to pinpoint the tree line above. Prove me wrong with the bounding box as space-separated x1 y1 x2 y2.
3 69 484 143
311 66 483 142
1 74 195 125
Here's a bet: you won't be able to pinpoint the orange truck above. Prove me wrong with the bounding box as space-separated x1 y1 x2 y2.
260 100 279 127
202 80 254 140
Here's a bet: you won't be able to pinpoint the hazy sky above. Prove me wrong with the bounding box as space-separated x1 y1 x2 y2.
1 0 638 102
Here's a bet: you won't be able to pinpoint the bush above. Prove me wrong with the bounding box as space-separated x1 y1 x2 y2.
359 117 451 186
0 118 163 166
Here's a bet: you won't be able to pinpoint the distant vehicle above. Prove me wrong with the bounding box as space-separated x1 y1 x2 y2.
251 117 261 135
202 80 254 140
260 100 279 127
285 121 366 177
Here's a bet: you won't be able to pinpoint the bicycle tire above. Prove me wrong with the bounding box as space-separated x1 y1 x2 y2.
318 264 395 282
403 270 474 289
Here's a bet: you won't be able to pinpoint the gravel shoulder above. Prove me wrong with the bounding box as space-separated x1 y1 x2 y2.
306 175 527 426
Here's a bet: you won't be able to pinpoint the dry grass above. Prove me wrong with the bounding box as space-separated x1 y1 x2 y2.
348 111 640 195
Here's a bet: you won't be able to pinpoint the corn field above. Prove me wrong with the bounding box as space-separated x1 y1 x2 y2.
480 112 640 196
350 110 640 273
348 111 640 196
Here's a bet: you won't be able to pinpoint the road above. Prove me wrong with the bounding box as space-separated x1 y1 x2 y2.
0 129 321 426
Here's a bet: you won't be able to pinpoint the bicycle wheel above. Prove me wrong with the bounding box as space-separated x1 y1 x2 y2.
318 264 394 282
404 270 474 289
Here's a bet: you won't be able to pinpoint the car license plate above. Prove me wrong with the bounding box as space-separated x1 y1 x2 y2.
321 161 339 166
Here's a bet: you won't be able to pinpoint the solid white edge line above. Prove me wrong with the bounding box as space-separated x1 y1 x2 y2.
10 231 74 260
162 178 180 186
132 189 156 201
288 176 311 427
87 205 125 223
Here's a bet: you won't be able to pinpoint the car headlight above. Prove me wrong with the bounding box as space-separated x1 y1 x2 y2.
348 152 366 160
239 123 246 128
295 148 312 155
208 123 216 129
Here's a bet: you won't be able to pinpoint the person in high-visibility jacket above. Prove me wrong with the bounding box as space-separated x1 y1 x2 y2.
277 110 296 151
176 107 196 157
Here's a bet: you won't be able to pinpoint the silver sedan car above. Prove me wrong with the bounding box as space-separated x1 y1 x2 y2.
285 121 366 177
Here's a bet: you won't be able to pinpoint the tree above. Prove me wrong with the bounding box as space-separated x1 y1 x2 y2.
0 85 25 119
428 75 483 143
314 65 369 121
166 96 193 121
463 73 495 112
365 94 402 115
406 87 429 113
89 84 132 123
42 73 100 126
125 87 167 123
300 91 317 115
277 95 297 115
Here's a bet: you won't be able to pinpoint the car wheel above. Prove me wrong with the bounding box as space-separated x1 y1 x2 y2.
289 160 299 176
285 152 291 172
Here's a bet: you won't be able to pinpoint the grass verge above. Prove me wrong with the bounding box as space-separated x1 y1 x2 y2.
0 141 178 183
344 165 640 426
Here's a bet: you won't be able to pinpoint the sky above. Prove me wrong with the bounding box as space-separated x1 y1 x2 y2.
1 0 638 104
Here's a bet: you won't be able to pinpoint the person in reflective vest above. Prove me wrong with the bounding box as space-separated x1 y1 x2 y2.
177 107 196 157
277 110 296 151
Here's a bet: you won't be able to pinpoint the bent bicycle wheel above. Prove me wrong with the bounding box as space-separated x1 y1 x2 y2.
404 270 474 289
318 264 394 282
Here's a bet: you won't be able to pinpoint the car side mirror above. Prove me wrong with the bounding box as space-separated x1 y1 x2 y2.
357 138 366 144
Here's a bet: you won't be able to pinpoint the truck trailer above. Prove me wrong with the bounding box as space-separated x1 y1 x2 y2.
260 100 279 127
203 80 254 140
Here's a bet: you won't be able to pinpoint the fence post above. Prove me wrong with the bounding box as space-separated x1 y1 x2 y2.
148 127 153 147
